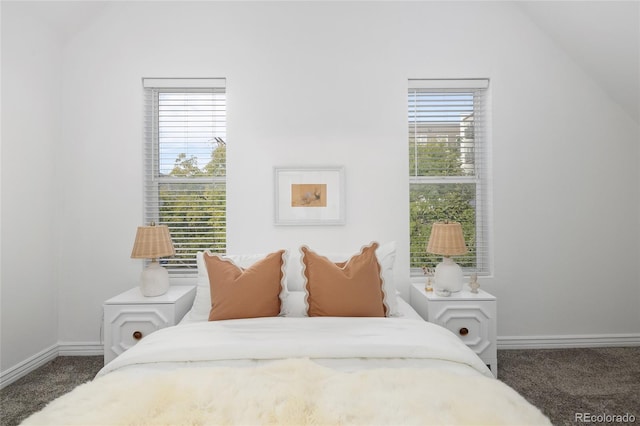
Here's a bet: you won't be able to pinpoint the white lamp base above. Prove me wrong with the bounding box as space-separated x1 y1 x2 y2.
140 261 170 296
434 257 463 296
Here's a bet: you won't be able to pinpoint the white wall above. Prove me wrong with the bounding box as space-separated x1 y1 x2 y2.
1 5 62 371
487 5 640 338
2 1 639 373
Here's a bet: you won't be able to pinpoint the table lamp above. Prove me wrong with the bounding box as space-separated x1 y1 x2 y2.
426 221 468 296
131 223 175 296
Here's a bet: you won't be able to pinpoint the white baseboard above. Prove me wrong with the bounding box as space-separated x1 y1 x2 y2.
0 342 103 389
58 342 104 356
0 344 59 389
498 333 640 349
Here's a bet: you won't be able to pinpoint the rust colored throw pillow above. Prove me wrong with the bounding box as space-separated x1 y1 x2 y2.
204 250 285 321
302 242 386 317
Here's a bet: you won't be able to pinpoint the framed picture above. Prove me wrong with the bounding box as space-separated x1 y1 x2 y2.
274 166 345 225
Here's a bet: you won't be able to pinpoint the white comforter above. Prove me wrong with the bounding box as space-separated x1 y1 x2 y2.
24 317 551 425
99 317 493 378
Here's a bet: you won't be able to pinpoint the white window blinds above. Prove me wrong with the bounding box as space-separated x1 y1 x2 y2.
408 79 490 275
143 78 227 274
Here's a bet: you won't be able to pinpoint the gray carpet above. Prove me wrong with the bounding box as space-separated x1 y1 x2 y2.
1 356 104 426
1 348 639 425
498 347 639 425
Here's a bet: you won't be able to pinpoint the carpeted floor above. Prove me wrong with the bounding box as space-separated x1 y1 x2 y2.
498 347 639 425
1 357 104 426
1 348 638 426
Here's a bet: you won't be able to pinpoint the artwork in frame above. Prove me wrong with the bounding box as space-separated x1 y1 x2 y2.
274 166 345 225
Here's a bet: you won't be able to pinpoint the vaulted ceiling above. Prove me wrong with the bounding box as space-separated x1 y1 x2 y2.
517 1 639 124
4 1 639 123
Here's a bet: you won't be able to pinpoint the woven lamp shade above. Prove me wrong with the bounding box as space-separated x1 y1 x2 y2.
426 222 468 256
131 224 175 259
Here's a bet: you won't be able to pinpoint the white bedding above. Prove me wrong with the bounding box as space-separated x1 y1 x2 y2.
99 316 492 378
105 299 487 379
24 315 551 425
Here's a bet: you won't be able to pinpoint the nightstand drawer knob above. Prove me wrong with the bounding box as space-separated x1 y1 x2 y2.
132 331 143 340
459 327 469 336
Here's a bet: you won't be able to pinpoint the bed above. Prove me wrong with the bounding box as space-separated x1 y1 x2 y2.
22 242 550 425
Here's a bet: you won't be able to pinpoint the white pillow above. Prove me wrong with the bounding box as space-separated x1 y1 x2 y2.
185 251 289 322
287 241 399 317
282 291 308 317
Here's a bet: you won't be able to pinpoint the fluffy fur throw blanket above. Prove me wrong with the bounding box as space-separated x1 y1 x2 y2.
23 358 549 425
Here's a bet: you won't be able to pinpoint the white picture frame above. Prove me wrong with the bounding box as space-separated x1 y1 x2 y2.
274 166 345 225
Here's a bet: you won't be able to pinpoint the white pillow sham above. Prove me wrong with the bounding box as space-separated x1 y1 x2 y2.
282 291 308 317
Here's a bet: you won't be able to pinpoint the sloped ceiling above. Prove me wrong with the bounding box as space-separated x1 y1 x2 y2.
3 1 109 43
5 1 640 123
517 1 640 124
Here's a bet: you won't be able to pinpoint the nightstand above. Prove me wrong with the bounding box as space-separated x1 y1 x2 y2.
103 285 196 364
410 282 497 376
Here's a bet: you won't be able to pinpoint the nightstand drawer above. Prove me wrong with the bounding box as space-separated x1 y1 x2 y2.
429 303 496 361
104 306 173 358
103 286 196 364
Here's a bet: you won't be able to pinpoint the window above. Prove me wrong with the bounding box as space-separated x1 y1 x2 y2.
409 79 490 275
143 78 226 274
